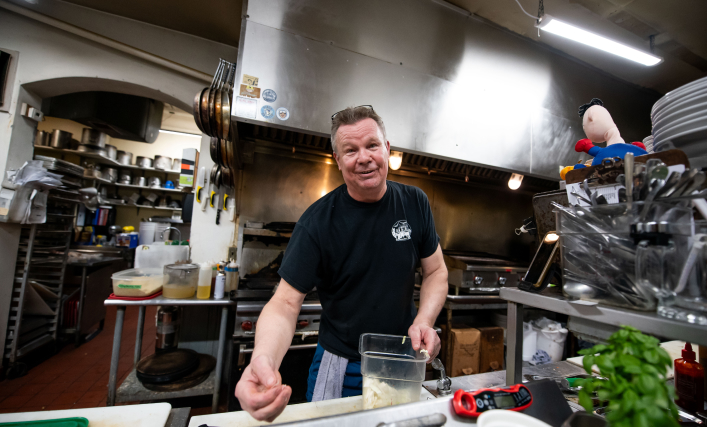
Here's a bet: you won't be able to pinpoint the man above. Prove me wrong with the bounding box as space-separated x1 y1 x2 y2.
235 106 448 422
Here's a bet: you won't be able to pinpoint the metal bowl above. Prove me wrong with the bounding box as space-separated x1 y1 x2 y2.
117 151 133 165
148 176 161 188
81 128 107 148
154 155 172 171
136 156 153 168
105 145 117 160
50 130 72 149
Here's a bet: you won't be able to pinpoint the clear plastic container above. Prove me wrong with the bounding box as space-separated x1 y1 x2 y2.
359 333 427 410
112 268 164 297
163 264 198 299
556 202 694 311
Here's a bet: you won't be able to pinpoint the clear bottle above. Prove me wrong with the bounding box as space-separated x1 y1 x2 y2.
197 262 212 299
225 260 238 293
214 269 226 299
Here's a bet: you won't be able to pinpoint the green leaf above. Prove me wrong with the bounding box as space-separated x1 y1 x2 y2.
624 365 642 374
583 354 596 374
633 412 650 427
619 353 641 367
638 374 658 392
622 389 639 411
597 354 615 373
597 389 612 401
577 348 592 356
644 348 660 364
578 390 594 412
592 344 608 353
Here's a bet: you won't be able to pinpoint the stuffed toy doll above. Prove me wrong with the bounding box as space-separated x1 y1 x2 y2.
560 99 647 179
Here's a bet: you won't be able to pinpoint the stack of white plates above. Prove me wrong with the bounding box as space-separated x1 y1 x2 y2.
652 76 707 167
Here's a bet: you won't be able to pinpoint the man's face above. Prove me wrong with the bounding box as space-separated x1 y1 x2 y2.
333 118 390 199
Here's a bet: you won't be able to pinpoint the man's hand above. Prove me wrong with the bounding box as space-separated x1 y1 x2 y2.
408 323 441 363
234 355 292 422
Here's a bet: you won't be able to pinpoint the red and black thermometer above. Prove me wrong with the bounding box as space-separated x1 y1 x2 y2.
453 384 533 417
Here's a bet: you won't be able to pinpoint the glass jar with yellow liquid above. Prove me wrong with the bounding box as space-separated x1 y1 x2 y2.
163 263 199 299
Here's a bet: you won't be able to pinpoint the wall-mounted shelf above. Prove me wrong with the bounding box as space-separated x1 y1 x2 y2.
107 203 182 211
34 145 180 174
242 228 293 238
113 183 189 194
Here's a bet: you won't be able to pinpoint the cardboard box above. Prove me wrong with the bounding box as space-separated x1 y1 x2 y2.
440 325 480 377
478 326 505 373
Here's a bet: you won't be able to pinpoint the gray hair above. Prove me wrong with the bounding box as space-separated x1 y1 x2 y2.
330 106 387 155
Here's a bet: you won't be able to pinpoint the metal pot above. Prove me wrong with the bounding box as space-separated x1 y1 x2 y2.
77 145 107 156
105 145 117 160
117 151 133 165
104 167 118 183
118 173 132 185
172 158 181 171
136 156 153 168
50 130 72 149
81 128 107 148
154 155 172 171
148 176 161 188
136 176 147 187
34 130 50 146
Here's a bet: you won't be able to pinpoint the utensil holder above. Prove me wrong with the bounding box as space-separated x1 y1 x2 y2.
556 202 694 311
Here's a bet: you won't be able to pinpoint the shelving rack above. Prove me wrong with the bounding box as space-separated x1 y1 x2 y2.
501 288 707 386
34 145 191 214
4 194 77 377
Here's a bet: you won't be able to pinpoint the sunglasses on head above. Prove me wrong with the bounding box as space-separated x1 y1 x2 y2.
331 105 374 121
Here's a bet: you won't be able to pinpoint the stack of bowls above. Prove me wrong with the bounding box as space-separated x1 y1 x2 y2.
652 76 707 168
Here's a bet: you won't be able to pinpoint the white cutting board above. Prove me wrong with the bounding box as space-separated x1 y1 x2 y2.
0 402 171 427
189 396 363 427
189 389 436 427
566 340 685 380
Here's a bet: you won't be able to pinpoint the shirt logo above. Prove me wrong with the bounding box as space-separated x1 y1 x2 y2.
391 220 412 242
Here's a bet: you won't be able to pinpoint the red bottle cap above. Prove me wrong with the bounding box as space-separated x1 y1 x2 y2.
682 342 696 360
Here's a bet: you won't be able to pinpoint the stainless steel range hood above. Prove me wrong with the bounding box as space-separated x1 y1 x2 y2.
232 0 658 180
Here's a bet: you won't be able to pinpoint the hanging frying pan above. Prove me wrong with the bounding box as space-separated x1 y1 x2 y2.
210 137 219 163
219 139 228 168
193 91 205 133
199 87 212 137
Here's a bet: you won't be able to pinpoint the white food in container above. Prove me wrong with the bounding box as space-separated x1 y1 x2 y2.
111 268 164 297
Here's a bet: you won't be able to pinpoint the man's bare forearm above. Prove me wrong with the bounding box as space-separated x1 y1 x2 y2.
252 281 305 369
415 266 448 327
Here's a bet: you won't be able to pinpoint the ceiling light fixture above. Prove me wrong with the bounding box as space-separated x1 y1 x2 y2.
159 129 202 138
508 173 524 190
536 15 662 66
389 151 403 171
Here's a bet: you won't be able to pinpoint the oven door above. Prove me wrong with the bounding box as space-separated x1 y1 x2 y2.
228 339 319 411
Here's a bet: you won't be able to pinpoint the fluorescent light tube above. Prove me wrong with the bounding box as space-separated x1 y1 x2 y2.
537 15 662 66
159 129 202 138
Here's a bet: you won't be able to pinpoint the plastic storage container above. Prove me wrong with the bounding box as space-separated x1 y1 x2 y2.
359 333 427 410
163 264 198 299
111 268 164 297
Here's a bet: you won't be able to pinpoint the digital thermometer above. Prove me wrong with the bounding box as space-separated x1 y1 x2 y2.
453 384 533 417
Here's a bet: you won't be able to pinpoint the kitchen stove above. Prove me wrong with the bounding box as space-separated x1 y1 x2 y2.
233 300 322 338
445 253 528 295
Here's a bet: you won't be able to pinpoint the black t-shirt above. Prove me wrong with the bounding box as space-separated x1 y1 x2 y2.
278 181 440 360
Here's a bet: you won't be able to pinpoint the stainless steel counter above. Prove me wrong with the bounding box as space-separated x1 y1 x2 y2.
104 295 236 306
422 361 586 397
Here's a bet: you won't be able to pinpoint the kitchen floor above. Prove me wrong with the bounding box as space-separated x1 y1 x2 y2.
0 306 221 416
